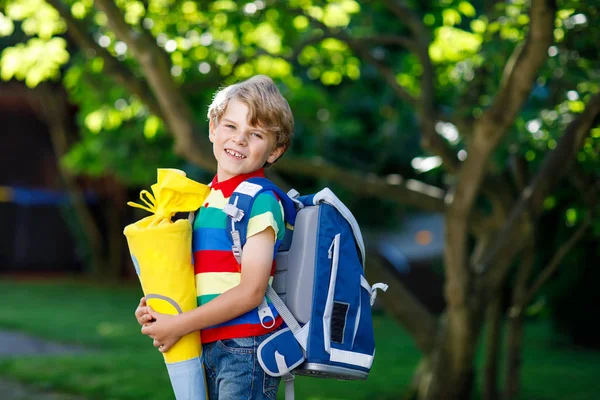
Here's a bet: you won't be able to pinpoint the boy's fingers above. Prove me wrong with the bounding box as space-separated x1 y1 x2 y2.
147 306 159 318
141 324 152 335
153 339 166 352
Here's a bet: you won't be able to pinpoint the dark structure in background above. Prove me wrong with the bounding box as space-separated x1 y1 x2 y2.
374 213 446 314
0 84 82 273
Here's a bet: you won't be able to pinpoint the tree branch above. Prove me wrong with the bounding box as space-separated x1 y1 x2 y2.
292 9 418 107
93 0 215 171
504 239 536 400
445 0 555 308
378 0 424 36
275 156 446 212
46 0 164 119
519 216 591 312
479 0 555 137
481 91 600 287
366 250 438 353
453 0 555 227
298 6 460 173
375 0 459 173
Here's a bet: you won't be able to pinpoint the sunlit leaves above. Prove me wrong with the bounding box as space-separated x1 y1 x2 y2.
70 0 93 19
442 9 461 26
85 106 124 133
457 1 475 18
5 0 66 39
210 0 237 12
292 0 360 28
143 115 162 138
123 1 145 25
293 15 309 30
0 12 15 36
0 37 69 86
429 27 482 63
470 18 486 34
297 38 359 85
234 55 291 80
241 22 281 54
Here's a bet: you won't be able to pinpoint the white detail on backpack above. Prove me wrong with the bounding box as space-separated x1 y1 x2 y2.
330 348 374 369
257 328 305 376
258 297 276 329
360 276 388 307
287 188 304 209
370 283 389 306
294 321 310 352
235 181 262 196
352 292 361 348
313 189 365 266
323 233 341 354
223 203 244 222
228 196 243 264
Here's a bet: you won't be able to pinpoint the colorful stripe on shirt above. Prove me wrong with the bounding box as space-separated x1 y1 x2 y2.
192 183 285 343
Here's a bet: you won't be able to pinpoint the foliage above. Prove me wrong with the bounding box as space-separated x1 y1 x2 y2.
1 0 596 202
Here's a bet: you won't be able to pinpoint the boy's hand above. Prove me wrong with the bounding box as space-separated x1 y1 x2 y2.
141 306 183 353
134 297 154 326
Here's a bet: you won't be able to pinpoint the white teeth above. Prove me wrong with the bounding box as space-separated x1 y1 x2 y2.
226 149 246 159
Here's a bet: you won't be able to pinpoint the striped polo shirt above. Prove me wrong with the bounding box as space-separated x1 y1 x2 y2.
192 169 285 343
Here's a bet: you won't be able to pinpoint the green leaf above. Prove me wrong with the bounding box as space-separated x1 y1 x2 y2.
144 115 162 139
0 12 15 36
442 9 461 26
457 1 476 18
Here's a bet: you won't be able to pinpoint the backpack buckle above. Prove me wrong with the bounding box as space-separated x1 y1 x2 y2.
231 230 243 264
287 188 304 210
258 300 276 329
223 203 245 222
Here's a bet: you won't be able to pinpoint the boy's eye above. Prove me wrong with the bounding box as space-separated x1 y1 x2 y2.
225 124 235 129
251 132 263 139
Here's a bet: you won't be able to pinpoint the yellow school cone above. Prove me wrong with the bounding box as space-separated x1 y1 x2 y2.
123 168 210 399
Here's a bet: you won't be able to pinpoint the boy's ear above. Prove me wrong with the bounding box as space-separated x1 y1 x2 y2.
267 145 285 164
208 119 215 143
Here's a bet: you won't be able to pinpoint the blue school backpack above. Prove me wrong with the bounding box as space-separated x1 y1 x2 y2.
222 177 388 400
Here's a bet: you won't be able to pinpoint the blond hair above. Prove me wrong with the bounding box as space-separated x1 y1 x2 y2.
207 75 294 162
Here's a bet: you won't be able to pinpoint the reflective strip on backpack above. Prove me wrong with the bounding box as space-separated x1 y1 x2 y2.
329 348 375 369
313 189 365 266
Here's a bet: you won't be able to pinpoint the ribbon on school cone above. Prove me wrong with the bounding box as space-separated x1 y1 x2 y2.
123 168 210 399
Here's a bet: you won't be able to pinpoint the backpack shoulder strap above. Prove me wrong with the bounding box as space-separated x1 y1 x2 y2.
223 177 296 264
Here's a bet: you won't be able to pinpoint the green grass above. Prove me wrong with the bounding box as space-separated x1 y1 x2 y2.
0 279 598 399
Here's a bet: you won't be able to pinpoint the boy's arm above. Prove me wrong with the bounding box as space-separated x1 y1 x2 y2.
142 227 276 351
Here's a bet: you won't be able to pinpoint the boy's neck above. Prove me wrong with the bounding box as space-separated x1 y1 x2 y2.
211 168 265 197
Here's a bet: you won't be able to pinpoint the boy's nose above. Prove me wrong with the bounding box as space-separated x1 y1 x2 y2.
232 132 247 145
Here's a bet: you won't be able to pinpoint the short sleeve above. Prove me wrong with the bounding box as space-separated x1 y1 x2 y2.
246 191 285 241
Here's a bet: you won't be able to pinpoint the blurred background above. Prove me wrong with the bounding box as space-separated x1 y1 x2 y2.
0 0 598 399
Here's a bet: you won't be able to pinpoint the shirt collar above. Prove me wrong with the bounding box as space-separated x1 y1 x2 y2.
210 168 265 198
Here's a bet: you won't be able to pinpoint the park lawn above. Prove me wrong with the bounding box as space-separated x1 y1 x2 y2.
0 279 598 400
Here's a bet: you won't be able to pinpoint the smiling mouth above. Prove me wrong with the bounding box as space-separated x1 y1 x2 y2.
225 149 247 159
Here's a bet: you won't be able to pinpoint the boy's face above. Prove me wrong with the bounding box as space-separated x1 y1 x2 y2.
209 98 284 182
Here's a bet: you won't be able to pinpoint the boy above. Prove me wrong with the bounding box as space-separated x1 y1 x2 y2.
135 75 294 399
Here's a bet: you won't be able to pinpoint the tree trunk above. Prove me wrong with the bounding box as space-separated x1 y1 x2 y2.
419 309 481 400
504 242 535 400
35 87 107 275
104 198 126 279
484 294 503 400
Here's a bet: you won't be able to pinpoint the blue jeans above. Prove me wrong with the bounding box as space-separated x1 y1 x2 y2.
202 333 281 400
